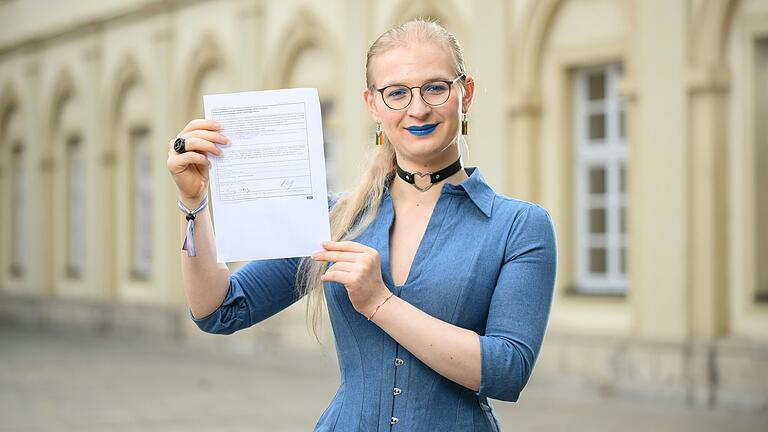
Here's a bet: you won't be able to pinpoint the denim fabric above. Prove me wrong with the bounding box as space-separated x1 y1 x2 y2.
190 166 557 431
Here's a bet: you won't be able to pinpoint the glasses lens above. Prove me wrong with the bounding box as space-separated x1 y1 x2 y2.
383 86 412 110
421 82 451 106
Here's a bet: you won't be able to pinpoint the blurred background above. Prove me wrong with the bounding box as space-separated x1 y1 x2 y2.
1 0 767 431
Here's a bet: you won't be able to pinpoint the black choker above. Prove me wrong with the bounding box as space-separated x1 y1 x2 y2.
395 158 463 192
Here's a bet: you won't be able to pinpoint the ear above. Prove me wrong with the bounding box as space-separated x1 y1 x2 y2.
363 87 381 123
460 76 475 113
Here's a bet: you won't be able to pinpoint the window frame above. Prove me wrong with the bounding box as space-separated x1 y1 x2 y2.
573 63 628 295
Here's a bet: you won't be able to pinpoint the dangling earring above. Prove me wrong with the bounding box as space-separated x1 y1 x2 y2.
375 122 383 146
461 113 468 135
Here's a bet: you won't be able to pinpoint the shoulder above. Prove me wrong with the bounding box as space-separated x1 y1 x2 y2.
491 192 552 224
490 194 556 245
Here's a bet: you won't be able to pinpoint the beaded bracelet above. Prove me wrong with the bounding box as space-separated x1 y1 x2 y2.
367 293 394 321
178 195 209 257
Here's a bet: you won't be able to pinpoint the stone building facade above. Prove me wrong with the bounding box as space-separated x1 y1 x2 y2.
0 0 766 410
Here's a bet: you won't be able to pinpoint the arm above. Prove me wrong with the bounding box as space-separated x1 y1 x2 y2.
475 204 557 401
179 195 232 320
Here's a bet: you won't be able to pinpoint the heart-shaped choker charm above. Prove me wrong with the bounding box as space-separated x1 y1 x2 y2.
395 158 463 192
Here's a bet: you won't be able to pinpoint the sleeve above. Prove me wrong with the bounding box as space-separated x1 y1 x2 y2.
189 192 342 335
189 257 303 334
477 204 557 402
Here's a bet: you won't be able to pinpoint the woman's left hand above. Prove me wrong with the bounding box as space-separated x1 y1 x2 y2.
312 241 392 318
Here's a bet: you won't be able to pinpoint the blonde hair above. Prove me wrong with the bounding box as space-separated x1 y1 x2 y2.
295 19 467 343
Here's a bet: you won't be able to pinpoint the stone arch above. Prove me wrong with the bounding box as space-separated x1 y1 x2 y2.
178 33 231 123
268 9 340 93
0 83 21 282
511 0 564 107
691 0 742 67
0 83 19 134
104 53 152 300
107 54 144 151
47 68 79 154
388 0 467 44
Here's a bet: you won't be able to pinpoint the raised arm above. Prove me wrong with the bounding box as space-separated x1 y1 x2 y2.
167 119 232 320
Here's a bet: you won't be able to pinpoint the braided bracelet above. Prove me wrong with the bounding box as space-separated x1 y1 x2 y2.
367 293 394 321
178 195 209 257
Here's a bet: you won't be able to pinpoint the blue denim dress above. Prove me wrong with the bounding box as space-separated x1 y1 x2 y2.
191 167 557 431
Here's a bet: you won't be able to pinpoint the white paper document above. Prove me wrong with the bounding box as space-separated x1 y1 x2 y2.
204 88 330 263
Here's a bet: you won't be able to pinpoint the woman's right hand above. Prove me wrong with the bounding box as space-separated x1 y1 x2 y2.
166 119 230 205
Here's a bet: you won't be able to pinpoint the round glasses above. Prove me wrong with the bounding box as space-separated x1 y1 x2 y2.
376 74 465 110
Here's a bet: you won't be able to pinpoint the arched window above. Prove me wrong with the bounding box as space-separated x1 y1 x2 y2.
117 77 153 282
130 125 152 280
11 141 26 278
755 36 768 302
66 132 85 279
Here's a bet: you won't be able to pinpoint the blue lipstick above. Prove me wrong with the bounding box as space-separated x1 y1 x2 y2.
406 123 438 136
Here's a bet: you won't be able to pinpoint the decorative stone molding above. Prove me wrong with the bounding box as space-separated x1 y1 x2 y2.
687 64 731 95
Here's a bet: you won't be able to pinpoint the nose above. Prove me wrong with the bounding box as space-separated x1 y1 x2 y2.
406 88 431 117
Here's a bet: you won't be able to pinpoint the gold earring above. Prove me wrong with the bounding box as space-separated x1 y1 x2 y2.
375 122 382 146
461 113 468 135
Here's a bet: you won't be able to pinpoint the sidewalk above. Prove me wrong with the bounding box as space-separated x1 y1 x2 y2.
0 325 765 432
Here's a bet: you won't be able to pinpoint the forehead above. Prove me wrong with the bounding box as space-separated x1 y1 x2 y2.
370 41 456 87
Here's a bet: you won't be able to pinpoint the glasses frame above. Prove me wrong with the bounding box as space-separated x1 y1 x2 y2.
376 74 466 110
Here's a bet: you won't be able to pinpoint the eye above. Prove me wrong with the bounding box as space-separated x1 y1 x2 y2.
386 87 409 99
424 83 449 94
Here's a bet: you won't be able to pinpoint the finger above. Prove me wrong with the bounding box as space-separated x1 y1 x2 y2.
179 137 224 156
312 250 361 263
172 151 210 168
321 271 352 285
183 129 230 145
321 241 372 253
180 119 221 135
326 262 355 273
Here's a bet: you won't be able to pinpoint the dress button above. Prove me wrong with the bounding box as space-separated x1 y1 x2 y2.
393 387 402 396
394 358 404 366
390 416 399 425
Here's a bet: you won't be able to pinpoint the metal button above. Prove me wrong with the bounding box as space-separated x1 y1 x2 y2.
390 417 399 425
394 358 404 366
393 387 402 396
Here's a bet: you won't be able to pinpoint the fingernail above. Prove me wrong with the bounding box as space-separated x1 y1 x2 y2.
213 121 221 128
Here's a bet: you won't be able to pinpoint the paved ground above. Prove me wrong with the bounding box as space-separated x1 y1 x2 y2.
1 325 766 432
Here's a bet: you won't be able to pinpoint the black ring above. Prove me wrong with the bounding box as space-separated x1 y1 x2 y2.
173 137 187 154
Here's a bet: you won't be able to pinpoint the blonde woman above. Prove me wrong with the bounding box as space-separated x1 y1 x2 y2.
167 19 556 432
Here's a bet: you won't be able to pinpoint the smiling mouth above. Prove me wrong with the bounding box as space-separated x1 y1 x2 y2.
405 123 438 136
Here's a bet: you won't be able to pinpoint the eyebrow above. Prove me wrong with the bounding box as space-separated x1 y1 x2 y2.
378 76 454 89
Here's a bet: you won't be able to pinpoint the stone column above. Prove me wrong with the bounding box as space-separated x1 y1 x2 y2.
686 64 730 339
507 92 541 202
631 0 689 342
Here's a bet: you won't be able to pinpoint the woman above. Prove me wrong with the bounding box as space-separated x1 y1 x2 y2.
167 19 556 432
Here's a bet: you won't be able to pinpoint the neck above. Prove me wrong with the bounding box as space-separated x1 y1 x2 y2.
390 145 468 204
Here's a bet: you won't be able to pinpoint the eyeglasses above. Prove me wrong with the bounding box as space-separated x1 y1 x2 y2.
376 74 466 110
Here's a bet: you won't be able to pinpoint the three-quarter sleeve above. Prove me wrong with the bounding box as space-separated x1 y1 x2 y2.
190 257 303 334
477 204 557 402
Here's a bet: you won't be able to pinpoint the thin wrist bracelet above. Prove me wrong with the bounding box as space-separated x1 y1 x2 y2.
367 293 394 321
178 195 209 257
